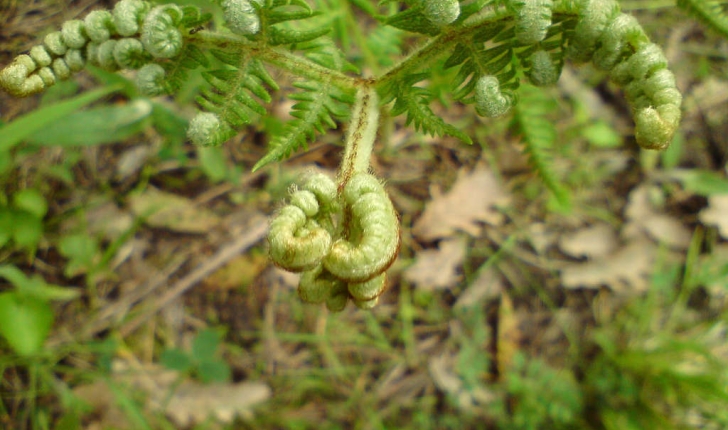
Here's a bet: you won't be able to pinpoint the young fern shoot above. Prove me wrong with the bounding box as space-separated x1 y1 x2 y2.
1 0 684 310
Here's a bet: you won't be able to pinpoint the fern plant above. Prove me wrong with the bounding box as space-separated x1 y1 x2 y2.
1 0 684 311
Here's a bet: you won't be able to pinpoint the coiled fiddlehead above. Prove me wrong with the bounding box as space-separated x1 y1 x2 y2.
561 1 681 149
268 173 337 272
269 169 399 311
475 75 516 118
0 0 195 96
140 5 184 59
323 173 399 283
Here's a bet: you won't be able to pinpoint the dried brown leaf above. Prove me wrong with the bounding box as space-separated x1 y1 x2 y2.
404 237 467 291
413 166 510 241
559 223 618 259
455 266 504 308
700 195 728 240
560 240 656 295
624 184 691 249
129 187 221 233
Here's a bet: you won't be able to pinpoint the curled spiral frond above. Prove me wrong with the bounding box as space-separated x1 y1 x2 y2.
141 5 184 59
0 0 200 97
297 263 387 310
323 173 400 283
422 0 461 27
475 75 516 118
221 0 262 36
135 63 166 96
187 112 235 147
113 0 150 37
269 170 398 311
85 10 115 43
268 173 339 272
557 1 682 149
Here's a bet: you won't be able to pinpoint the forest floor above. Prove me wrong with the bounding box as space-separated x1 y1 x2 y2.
2 1 728 429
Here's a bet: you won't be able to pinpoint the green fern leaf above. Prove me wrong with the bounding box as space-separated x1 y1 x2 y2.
268 26 332 46
386 7 442 36
676 0 728 38
196 56 277 132
512 85 570 208
388 74 472 144
253 39 353 171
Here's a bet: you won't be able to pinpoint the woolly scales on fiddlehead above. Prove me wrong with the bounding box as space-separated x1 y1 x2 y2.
1 0 683 310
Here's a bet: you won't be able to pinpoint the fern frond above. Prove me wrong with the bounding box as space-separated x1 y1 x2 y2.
192 55 278 146
259 0 331 46
387 74 472 144
676 0 728 38
162 44 209 93
511 85 570 208
442 23 511 99
253 39 354 171
386 7 442 36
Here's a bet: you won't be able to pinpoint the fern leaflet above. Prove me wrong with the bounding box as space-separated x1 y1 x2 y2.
676 0 728 38
386 74 472 144
512 85 570 208
253 39 353 171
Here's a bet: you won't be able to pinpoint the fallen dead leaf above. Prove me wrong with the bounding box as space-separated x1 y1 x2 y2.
129 187 221 233
74 360 271 428
413 165 510 241
623 184 691 249
428 352 496 410
700 194 728 240
560 240 657 295
404 237 467 291
455 266 504 308
164 381 271 427
559 223 618 259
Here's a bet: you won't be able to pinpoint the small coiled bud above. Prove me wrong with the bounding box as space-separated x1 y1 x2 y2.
84 10 115 43
64 49 85 72
326 280 349 312
96 39 119 71
113 0 150 36
298 265 340 304
269 205 332 272
52 58 71 80
38 67 56 86
323 173 400 283
141 5 184 58
43 32 67 56
187 112 235 147
475 75 515 118
135 63 166 96
221 0 262 36
113 38 148 69
422 0 460 27
510 0 553 45
61 20 87 49
0 55 44 96
348 273 386 302
528 49 559 86
29 46 52 67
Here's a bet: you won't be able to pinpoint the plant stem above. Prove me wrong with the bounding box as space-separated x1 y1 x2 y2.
337 86 379 189
191 31 363 90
